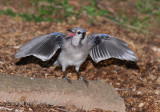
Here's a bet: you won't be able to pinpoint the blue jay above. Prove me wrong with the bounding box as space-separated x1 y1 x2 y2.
15 27 138 85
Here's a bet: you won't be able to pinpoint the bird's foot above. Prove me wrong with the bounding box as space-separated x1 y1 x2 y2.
83 79 89 87
65 76 72 84
81 76 89 87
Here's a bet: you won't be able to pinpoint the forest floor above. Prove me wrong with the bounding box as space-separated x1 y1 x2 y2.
0 0 160 112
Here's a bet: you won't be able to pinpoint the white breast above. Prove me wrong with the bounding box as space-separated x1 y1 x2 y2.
58 42 89 67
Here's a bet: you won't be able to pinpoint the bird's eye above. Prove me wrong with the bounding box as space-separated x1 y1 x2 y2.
77 32 81 34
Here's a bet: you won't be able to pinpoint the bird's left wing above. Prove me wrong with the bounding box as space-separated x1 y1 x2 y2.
14 32 67 61
88 33 138 63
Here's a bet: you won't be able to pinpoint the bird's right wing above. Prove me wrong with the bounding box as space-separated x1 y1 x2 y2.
14 32 67 61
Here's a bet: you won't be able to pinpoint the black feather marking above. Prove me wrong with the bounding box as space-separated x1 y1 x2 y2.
82 32 86 40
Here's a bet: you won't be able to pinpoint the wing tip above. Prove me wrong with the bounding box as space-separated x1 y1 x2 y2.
125 56 139 62
14 54 28 59
92 56 139 63
132 57 139 62
14 54 20 58
33 54 50 61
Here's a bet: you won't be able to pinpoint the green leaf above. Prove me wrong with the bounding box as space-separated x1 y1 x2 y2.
44 17 53 22
89 18 94 24
19 13 33 21
98 10 107 16
63 0 68 4
83 6 97 16
47 0 55 3
33 15 45 22
56 19 62 23
0 10 6 15
66 7 73 12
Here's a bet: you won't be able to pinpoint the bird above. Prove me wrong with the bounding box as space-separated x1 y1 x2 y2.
14 27 138 85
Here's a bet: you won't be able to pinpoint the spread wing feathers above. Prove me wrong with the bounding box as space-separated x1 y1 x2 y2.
14 32 67 61
89 33 138 63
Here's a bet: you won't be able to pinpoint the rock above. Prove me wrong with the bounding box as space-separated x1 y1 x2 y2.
157 77 160 84
0 74 126 112
138 103 145 108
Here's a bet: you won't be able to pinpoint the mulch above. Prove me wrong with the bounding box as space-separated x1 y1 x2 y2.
0 15 159 112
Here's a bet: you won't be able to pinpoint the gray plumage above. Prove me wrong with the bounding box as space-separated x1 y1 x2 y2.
15 27 138 85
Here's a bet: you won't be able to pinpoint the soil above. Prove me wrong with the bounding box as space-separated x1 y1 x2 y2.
0 0 160 112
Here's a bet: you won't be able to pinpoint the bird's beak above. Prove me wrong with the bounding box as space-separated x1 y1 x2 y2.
66 29 75 38
66 29 72 32
68 32 76 37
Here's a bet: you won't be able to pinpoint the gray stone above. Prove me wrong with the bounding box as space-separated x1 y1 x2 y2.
0 74 126 112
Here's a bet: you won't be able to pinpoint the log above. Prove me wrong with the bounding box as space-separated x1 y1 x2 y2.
0 74 125 112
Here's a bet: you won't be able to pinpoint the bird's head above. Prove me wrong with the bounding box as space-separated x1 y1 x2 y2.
66 27 87 46
67 27 87 38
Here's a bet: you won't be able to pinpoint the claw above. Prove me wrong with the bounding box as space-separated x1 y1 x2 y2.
83 78 89 87
65 76 72 84
63 71 72 84
81 75 89 87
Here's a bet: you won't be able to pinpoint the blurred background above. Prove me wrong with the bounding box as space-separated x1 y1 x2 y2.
0 0 159 36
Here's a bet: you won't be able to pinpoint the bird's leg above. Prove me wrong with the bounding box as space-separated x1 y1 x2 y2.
62 67 72 84
63 71 72 84
53 60 60 66
77 71 89 86
75 66 89 86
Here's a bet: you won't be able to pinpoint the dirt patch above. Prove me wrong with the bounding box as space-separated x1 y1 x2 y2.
0 15 159 112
